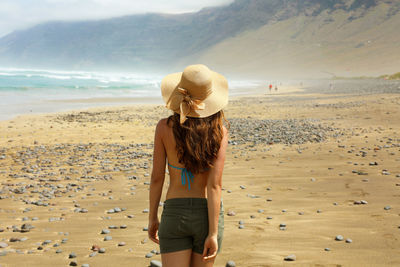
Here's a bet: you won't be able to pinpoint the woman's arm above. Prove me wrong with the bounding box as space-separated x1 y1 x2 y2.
148 119 167 244
203 126 228 260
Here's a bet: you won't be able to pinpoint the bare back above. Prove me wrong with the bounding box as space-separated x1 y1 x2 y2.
159 118 209 199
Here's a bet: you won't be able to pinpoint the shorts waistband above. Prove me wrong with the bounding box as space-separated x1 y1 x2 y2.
164 198 208 207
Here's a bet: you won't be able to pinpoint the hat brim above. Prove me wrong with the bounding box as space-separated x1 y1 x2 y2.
161 71 228 118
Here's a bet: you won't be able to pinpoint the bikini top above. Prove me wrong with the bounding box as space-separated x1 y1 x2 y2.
168 163 194 190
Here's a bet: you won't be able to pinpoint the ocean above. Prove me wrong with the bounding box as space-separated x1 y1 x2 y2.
0 68 167 121
0 68 264 121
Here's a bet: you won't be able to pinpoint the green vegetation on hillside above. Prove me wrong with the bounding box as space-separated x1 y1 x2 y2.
379 72 400 80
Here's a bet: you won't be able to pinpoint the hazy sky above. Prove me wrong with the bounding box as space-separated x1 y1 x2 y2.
0 0 233 37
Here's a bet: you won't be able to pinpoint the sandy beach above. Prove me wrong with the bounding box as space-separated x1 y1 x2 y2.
0 81 399 266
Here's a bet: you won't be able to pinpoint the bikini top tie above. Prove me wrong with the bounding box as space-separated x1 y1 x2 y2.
168 163 194 190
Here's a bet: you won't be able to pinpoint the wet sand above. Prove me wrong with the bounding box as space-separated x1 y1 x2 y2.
0 82 399 266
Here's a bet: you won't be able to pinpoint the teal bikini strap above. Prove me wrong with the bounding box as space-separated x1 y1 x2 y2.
168 163 194 190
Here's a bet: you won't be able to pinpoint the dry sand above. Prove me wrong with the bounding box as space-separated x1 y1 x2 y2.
0 84 399 267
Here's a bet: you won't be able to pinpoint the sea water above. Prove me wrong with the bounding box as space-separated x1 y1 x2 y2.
0 68 164 121
0 68 265 121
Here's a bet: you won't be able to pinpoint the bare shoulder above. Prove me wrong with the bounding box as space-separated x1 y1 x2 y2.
156 118 169 130
155 118 170 137
222 125 229 137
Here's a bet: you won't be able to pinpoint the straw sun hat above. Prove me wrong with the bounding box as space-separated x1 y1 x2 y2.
161 64 228 124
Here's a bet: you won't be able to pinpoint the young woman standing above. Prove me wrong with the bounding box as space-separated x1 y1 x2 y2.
148 64 228 267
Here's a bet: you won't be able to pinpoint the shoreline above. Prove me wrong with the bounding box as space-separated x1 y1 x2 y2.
1 84 302 123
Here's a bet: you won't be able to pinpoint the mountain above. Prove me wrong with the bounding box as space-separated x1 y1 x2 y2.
0 0 399 78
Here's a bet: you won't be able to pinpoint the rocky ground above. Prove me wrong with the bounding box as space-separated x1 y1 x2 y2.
0 80 399 266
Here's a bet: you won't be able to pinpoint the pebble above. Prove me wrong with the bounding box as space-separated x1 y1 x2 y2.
69 252 77 258
101 229 110 234
42 240 52 245
104 236 112 241
150 260 162 267
69 261 78 266
89 252 97 257
346 238 352 243
82 264 90 267
0 242 8 248
324 248 331 251
99 248 106 254
284 254 296 261
145 252 154 258
226 260 236 267
335 235 344 241
384 206 391 210
227 211 236 216
118 242 126 246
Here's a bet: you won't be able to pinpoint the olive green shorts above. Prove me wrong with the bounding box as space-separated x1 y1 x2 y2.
158 198 224 255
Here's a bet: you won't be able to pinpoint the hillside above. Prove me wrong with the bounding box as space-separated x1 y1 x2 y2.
189 0 400 78
0 0 399 78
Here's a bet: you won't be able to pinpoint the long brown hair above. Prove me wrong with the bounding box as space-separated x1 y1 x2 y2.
167 111 228 174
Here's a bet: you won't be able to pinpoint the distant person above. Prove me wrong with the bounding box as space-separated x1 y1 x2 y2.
269 84 273 92
148 64 228 267
275 85 278 91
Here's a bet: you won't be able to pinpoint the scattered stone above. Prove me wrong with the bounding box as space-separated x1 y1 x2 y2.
69 252 77 258
324 248 331 251
335 235 344 241
104 236 112 241
227 211 236 216
150 260 162 267
99 248 106 254
226 260 236 267
284 254 296 261
145 252 154 258
101 229 110 234
118 242 126 246
346 239 352 243
0 242 8 248
384 206 391 210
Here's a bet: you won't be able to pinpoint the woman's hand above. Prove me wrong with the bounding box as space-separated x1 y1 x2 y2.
148 218 160 244
202 235 218 261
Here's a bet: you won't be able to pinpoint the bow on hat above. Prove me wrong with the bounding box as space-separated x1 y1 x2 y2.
167 87 206 124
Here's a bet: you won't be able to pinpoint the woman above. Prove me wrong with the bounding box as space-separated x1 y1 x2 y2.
148 64 229 267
